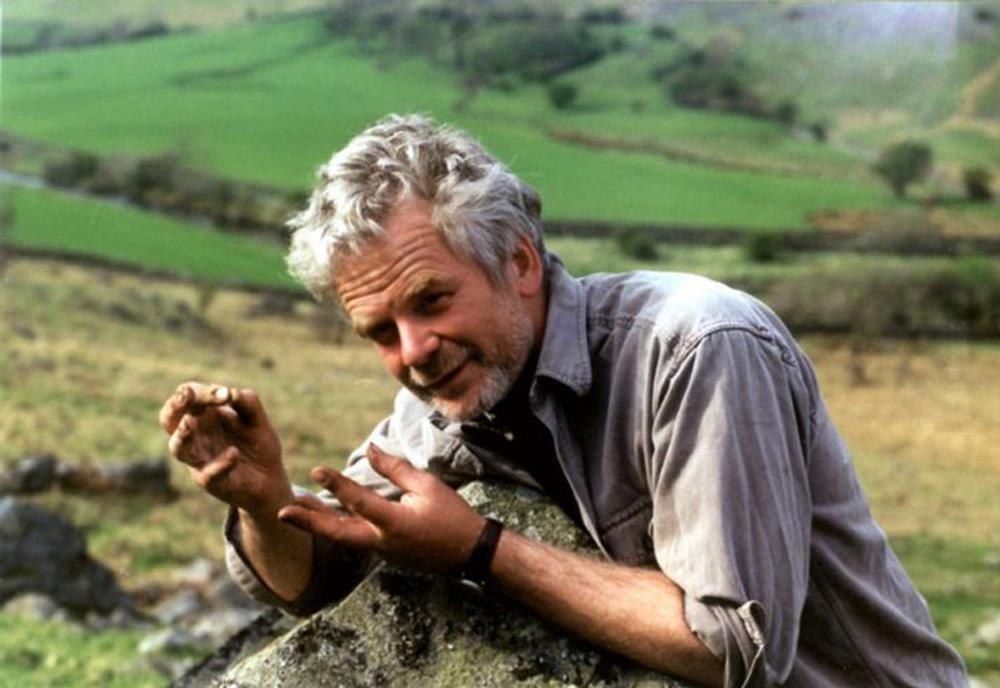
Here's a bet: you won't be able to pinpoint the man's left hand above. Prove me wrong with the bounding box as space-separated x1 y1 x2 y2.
277 444 486 575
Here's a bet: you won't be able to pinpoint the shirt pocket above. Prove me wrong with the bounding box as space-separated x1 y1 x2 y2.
596 496 656 566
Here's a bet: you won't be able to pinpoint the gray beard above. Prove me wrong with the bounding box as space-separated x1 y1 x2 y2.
403 303 535 422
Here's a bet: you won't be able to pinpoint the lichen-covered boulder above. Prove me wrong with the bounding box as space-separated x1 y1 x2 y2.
200 482 695 687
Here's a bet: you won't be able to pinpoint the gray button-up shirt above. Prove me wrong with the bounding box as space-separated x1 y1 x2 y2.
226 258 967 686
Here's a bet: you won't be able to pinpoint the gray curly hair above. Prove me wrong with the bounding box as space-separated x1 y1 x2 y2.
286 114 546 300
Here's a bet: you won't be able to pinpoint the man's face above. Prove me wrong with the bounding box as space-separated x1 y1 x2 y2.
334 200 537 421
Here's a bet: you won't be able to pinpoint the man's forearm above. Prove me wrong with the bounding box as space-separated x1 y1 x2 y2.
490 529 724 688
238 507 314 602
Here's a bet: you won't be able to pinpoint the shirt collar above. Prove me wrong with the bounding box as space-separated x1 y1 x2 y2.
533 255 593 396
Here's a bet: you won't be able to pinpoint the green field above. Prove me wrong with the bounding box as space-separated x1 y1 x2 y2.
5 186 296 289
5 183 960 295
1 14 905 230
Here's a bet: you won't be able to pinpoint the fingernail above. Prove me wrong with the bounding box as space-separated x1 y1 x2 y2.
367 443 384 457
213 386 230 403
311 467 332 483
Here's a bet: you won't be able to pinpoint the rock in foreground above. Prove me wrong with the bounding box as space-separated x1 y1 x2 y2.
0 497 132 616
186 482 694 687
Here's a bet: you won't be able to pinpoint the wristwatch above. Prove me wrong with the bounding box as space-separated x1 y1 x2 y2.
457 517 504 593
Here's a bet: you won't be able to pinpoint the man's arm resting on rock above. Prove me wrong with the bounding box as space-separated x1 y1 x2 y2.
279 445 723 686
490 528 724 688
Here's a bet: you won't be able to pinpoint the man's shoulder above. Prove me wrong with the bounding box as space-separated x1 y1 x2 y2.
578 270 769 341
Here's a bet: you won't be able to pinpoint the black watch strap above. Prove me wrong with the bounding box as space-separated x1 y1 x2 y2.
458 517 504 591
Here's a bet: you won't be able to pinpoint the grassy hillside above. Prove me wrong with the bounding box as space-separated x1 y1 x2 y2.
5 186 296 289
4 183 960 298
2 14 901 230
3 257 998 684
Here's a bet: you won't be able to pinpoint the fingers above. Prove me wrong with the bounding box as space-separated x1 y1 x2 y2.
221 387 271 429
366 443 431 493
168 415 199 465
310 466 397 527
159 381 231 434
191 446 240 491
278 496 380 547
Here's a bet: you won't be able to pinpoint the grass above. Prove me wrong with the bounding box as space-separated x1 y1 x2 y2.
5 186 297 289
2 0 330 30
1 13 902 230
0 615 164 688
546 235 956 283
2 257 999 684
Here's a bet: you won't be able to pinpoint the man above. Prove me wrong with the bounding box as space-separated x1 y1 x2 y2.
159 114 967 686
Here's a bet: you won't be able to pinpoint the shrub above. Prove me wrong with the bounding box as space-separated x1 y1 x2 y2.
664 51 768 118
650 23 676 40
466 20 605 81
742 231 787 263
872 141 933 198
809 121 828 143
547 81 578 109
579 8 625 24
774 100 798 128
764 260 1000 338
614 228 659 261
126 155 179 204
962 166 994 202
43 152 99 188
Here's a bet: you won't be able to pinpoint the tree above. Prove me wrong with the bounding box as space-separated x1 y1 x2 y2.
547 81 578 110
614 228 659 261
774 100 798 128
872 141 932 198
963 166 994 202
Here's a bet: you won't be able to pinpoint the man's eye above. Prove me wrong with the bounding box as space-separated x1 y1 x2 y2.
418 293 448 312
369 325 397 346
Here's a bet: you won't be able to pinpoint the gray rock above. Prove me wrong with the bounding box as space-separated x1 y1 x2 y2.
190 608 265 645
0 497 132 616
173 558 220 589
172 609 294 688
56 458 176 497
200 481 694 688
98 458 174 495
86 606 149 631
14 455 57 493
139 628 208 656
1 591 69 621
205 576 266 612
0 455 57 495
151 588 205 625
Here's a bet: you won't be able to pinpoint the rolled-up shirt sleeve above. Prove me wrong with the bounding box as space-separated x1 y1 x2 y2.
648 327 814 686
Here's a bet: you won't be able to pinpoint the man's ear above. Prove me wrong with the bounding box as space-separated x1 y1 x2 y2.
509 235 544 298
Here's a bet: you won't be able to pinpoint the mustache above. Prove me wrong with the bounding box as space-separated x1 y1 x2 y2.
404 343 476 391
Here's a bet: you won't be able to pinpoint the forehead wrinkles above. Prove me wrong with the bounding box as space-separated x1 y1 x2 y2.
336 235 449 310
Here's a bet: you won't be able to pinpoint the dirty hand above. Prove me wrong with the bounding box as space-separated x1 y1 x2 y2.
276 444 486 575
158 381 290 516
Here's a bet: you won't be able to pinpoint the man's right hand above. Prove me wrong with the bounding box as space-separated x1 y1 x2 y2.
158 382 291 516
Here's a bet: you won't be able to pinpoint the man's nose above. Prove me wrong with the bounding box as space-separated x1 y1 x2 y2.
398 320 439 368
